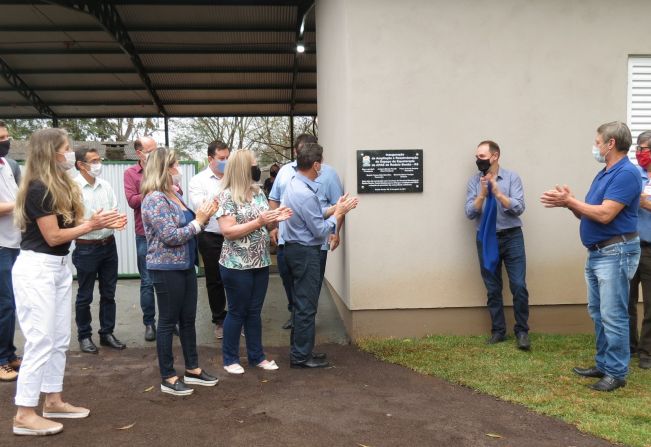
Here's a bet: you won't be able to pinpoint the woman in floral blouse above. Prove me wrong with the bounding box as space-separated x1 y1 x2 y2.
218 150 292 374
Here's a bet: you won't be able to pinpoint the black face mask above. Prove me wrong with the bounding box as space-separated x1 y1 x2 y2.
251 165 261 182
0 139 9 158
475 158 491 175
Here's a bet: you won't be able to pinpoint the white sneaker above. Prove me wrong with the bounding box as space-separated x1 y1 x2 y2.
223 363 245 375
256 360 279 371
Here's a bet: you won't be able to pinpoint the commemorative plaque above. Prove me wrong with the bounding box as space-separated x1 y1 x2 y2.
357 149 423 193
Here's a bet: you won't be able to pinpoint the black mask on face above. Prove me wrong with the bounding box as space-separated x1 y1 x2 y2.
251 165 261 182
0 139 9 158
475 158 491 175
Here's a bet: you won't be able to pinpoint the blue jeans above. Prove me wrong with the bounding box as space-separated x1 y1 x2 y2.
220 266 269 366
136 235 156 326
72 240 118 340
476 227 529 336
0 247 19 366
586 238 640 379
285 243 322 363
150 268 199 379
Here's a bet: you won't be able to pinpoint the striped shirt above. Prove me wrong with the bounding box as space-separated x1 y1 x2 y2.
74 174 117 240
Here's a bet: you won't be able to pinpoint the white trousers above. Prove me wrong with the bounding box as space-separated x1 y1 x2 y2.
13 250 72 407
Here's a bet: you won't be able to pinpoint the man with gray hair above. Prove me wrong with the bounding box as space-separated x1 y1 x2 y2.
629 130 651 369
541 121 642 391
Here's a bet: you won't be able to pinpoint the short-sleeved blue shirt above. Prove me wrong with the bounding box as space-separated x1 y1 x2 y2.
579 156 642 247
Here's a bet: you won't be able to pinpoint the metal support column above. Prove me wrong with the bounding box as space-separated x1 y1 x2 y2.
289 114 295 161
164 117 169 147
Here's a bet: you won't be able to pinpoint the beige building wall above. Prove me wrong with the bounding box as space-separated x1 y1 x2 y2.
316 0 651 338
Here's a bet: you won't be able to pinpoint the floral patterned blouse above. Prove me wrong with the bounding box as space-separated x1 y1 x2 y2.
218 188 271 270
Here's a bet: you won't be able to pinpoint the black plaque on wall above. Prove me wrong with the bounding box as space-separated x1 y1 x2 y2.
357 149 423 193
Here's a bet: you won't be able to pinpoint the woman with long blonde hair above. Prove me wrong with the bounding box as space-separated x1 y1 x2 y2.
141 147 219 396
218 150 292 374
12 128 124 436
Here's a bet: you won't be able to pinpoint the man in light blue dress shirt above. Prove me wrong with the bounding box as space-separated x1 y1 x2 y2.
269 134 344 330
282 143 357 368
465 140 531 350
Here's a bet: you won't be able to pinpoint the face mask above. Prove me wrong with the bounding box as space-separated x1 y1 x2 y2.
251 165 261 182
87 163 102 178
592 145 610 164
0 139 10 158
216 159 227 173
476 158 491 175
59 151 76 171
172 171 183 186
637 151 651 169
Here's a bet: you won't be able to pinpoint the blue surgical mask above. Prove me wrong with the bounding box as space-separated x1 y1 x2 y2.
592 144 610 164
216 159 227 173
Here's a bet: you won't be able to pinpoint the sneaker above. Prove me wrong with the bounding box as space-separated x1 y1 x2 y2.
0 364 18 382
13 416 63 436
214 324 224 340
184 369 219 387
161 379 194 396
223 363 245 375
42 402 90 419
8 357 22 372
256 360 279 371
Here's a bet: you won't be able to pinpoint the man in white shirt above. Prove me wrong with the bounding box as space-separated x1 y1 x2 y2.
73 147 127 354
188 140 230 339
0 121 22 382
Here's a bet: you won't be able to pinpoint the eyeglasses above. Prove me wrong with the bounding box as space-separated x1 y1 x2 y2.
636 146 651 153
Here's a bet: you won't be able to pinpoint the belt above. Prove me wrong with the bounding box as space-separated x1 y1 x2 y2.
496 227 521 236
75 235 115 246
588 232 638 251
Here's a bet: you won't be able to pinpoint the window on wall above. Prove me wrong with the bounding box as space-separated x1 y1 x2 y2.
628 57 651 144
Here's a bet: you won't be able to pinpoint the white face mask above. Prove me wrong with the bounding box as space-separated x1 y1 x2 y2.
87 163 102 178
592 144 610 164
172 171 183 186
59 151 76 171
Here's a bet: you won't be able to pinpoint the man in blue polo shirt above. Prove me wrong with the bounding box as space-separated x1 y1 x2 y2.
269 134 344 330
541 121 642 392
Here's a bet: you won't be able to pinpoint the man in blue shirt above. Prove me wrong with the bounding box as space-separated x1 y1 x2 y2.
465 140 531 350
629 130 651 370
541 121 641 392
282 143 357 368
269 134 344 330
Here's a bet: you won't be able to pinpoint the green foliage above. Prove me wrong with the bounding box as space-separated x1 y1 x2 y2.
358 334 651 447
1 118 159 142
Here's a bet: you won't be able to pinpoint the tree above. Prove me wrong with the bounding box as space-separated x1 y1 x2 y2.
1 118 159 142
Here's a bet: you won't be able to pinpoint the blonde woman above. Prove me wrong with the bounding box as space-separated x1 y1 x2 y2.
218 150 292 374
12 128 125 436
141 147 219 396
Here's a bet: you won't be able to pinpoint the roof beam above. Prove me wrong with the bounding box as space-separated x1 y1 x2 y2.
1 100 315 107
0 47 315 55
0 83 317 92
0 25 315 33
45 1 168 117
291 0 315 116
0 0 310 5
0 56 56 118
12 67 315 75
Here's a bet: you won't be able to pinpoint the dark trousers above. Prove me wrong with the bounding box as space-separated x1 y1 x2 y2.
72 240 119 340
220 266 269 366
476 227 530 336
277 245 294 312
278 246 328 313
136 235 156 326
0 247 19 366
197 232 227 324
629 243 651 358
285 243 322 363
151 268 199 379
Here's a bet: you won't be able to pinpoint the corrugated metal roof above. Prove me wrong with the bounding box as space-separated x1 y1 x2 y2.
0 1 316 119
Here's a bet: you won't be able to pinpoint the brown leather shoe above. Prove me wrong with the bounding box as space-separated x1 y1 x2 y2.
13 416 63 436
0 364 17 382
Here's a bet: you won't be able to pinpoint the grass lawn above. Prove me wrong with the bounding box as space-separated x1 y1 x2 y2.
358 334 651 447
